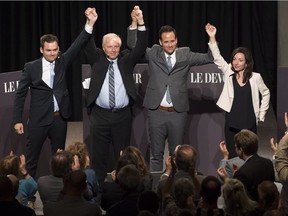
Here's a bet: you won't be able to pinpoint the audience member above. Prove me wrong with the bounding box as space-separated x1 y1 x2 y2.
101 146 152 211
37 150 74 206
43 169 102 216
162 154 196 216
137 190 159 215
120 146 153 190
257 180 280 214
275 112 288 215
222 178 259 216
217 129 275 201
0 152 37 208
196 175 224 216
66 141 99 201
106 164 141 216
0 175 36 216
158 144 203 205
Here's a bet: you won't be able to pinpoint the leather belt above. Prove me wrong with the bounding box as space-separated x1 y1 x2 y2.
158 106 176 112
95 105 129 113
53 111 60 116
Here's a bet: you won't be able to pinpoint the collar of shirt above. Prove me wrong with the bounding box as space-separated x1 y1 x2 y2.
164 51 176 66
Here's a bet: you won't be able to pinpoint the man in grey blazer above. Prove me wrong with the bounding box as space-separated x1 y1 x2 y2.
128 24 214 171
13 8 97 178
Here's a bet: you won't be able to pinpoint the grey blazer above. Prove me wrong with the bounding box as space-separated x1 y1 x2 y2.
127 28 213 112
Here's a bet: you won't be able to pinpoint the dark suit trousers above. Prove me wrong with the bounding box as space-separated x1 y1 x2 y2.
26 115 67 178
148 109 187 171
89 105 132 190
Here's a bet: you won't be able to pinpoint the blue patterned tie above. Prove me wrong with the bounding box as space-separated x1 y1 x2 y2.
109 61 115 108
166 56 172 103
50 62 59 111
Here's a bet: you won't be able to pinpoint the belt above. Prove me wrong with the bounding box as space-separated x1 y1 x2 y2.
53 111 60 116
95 105 129 113
158 106 176 112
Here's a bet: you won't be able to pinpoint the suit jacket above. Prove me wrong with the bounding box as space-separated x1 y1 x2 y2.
127 28 213 112
43 195 102 216
233 154 275 201
275 134 288 215
85 29 148 110
208 42 270 123
13 29 92 126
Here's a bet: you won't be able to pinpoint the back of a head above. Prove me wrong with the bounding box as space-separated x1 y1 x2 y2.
63 169 87 195
51 151 73 177
175 144 197 172
0 155 20 177
138 190 159 214
200 175 221 205
223 178 257 214
234 129 258 155
121 146 148 177
117 164 141 192
0 175 13 201
173 178 194 209
257 180 279 210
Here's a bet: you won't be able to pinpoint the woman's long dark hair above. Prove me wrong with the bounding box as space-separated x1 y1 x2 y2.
230 47 254 84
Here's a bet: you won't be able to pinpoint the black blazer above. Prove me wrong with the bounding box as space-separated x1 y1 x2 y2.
13 29 92 126
84 29 148 110
233 154 275 201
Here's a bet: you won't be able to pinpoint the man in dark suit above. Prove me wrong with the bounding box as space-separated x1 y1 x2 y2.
127 23 215 171
217 129 275 201
13 8 97 178
84 6 148 190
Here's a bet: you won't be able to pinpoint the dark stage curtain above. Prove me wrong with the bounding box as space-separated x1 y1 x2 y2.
0 1 277 120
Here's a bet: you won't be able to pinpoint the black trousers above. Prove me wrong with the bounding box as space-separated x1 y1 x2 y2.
89 105 132 190
26 115 67 178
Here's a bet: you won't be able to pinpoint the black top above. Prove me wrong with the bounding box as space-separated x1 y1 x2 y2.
227 76 256 129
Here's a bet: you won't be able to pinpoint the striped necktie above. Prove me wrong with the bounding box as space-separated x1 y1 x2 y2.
108 61 115 108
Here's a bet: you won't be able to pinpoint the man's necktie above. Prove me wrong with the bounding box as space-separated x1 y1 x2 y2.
50 62 59 111
166 56 172 103
109 61 115 108
50 62 55 88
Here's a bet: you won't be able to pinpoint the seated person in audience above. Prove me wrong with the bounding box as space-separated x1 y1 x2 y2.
66 141 99 201
43 169 102 216
106 164 142 216
37 150 75 206
162 154 196 216
218 141 244 179
275 112 288 215
157 144 204 205
196 175 224 216
222 178 259 216
101 146 152 210
0 151 37 208
217 129 275 201
137 190 159 215
257 180 280 214
120 146 153 191
0 175 36 216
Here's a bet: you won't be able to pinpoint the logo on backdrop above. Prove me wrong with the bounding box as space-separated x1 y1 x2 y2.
3 80 20 93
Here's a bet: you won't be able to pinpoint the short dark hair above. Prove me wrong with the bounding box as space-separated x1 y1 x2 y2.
50 151 73 177
173 178 194 209
175 144 197 172
159 25 177 40
40 34 59 48
234 129 258 155
117 164 140 192
200 175 222 205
